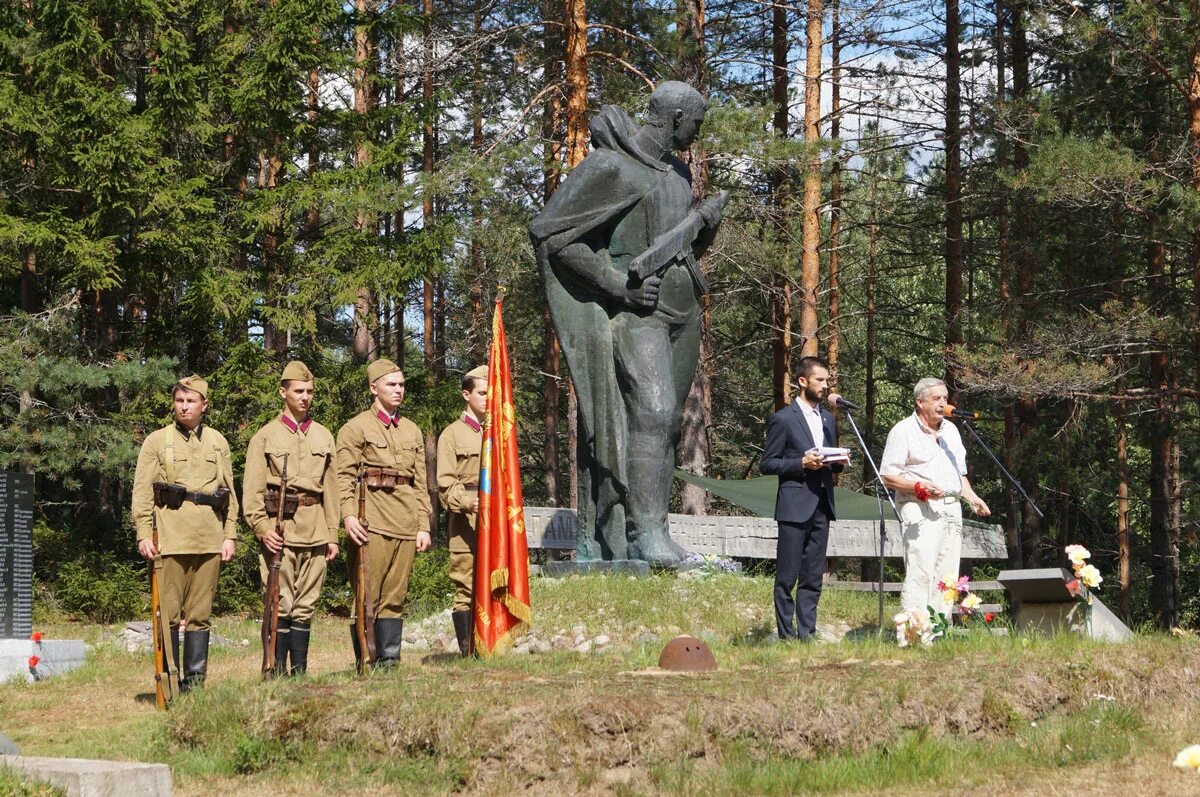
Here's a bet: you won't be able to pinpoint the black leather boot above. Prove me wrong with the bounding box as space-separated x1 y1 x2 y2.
289 622 310 675
452 611 472 657
350 623 363 672
272 617 291 677
373 618 404 669
181 629 210 692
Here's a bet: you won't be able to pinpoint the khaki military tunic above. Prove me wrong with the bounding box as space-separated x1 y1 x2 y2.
243 415 339 623
132 423 238 552
437 414 482 611
336 407 431 617
131 423 238 630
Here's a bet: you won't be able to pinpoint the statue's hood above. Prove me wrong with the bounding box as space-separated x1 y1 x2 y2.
589 105 670 172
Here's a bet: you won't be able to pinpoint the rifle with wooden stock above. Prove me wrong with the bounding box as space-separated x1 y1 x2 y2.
353 465 376 673
261 453 287 676
149 514 174 709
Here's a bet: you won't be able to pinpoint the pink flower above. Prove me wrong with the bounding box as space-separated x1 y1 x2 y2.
955 575 970 591
1066 578 1081 597
28 655 40 669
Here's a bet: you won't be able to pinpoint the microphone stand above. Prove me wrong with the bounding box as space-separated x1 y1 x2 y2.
954 417 1042 567
837 405 903 637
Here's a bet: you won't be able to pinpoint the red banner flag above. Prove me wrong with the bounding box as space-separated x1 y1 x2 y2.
473 293 531 655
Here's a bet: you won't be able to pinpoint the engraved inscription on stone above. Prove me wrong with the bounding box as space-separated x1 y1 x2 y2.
0 472 35 639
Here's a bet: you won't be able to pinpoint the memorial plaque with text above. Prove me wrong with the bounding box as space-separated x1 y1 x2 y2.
0 472 35 638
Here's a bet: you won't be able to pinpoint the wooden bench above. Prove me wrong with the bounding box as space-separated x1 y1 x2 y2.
523 506 1008 600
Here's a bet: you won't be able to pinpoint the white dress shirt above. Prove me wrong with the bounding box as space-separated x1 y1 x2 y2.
794 395 825 449
879 413 966 495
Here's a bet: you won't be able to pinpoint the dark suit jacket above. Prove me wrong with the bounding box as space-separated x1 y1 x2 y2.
760 400 842 524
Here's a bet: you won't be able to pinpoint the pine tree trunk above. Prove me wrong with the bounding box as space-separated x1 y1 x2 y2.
994 0 1021 566
798 0 823 358
1115 382 1131 621
564 0 588 511
943 0 963 401
826 0 842 377
351 0 376 363
770 0 792 410
542 0 564 506
678 0 711 515
1190 43 1200 393
422 0 436 381
1140 43 1179 628
1010 0 1040 565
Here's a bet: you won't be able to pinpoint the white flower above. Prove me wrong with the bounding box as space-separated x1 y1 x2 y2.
1079 564 1103 588
1172 744 1200 772
1065 544 1091 566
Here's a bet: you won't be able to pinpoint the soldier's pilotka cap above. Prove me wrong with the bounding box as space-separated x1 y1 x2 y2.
176 374 208 399
466 365 488 381
367 358 402 384
281 360 314 383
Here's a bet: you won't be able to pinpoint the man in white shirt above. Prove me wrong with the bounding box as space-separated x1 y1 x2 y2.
880 377 990 620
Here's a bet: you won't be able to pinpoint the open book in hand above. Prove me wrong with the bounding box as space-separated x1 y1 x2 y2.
807 447 851 463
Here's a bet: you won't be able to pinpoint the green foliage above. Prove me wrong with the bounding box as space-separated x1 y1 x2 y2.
54 556 144 623
405 547 455 619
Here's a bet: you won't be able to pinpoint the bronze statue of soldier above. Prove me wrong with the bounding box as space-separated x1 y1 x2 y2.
530 81 728 565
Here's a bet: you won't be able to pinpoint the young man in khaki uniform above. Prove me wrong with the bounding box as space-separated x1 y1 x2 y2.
133 375 238 691
242 361 340 675
336 359 432 668
436 366 487 655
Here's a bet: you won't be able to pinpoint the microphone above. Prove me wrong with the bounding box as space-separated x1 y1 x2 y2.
942 404 982 420
827 393 861 412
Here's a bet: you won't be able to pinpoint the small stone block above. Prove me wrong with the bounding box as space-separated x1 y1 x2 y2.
542 560 651 577
0 755 172 797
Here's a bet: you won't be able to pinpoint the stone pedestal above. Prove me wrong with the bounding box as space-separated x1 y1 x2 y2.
1 755 172 797
542 560 651 577
998 567 1133 642
0 638 85 683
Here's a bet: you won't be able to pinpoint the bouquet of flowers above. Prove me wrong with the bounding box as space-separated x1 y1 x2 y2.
1064 544 1102 629
1065 544 1102 600
894 608 935 648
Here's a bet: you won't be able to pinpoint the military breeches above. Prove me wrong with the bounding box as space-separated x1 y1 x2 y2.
449 523 476 612
355 532 417 618
161 553 221 631
259 545 329 624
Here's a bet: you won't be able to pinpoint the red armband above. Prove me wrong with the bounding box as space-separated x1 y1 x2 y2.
913 481 930 502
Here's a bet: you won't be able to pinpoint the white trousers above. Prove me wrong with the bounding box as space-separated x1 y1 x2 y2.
898 497 963 618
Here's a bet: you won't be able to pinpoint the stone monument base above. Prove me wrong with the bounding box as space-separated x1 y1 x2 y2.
0 638 86 683
542 560 652 577
998 568 1133 642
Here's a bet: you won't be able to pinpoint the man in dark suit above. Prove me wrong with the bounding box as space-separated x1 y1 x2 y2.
760 356 844 641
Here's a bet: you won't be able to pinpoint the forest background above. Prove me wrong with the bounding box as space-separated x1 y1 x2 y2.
1 0 1196 629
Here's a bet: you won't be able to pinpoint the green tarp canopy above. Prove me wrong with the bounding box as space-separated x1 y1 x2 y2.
674 469 890 521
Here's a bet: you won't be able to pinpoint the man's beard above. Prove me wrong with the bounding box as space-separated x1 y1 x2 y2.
804 386 826 404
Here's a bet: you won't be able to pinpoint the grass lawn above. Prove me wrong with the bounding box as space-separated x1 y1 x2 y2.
3 574 1199 795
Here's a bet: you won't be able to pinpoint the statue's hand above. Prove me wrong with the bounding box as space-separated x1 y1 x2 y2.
625 274 661 309
697 190 730 230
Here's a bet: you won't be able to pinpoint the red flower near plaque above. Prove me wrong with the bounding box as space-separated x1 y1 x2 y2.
31 631 42 643
984 612 996 623
28 655 40 669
